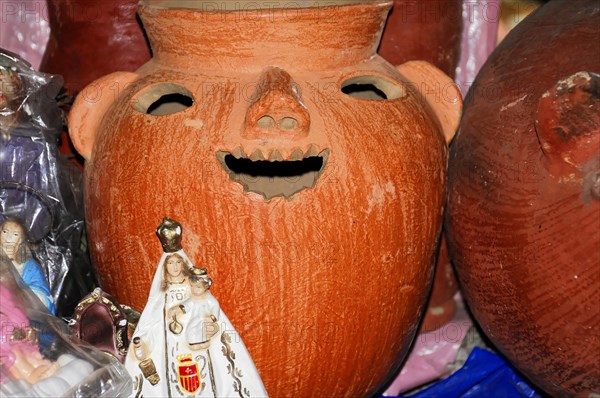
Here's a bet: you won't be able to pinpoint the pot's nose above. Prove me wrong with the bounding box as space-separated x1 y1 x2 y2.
242 67 310 140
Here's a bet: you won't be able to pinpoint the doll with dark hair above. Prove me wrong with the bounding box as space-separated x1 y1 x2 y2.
0 218 55 314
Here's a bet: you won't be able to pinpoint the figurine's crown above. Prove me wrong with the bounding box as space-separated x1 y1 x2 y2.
156 218 182 253
176 353 193 363
189 267 208 281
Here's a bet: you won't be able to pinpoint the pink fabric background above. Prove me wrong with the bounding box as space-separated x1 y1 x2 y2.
1 0 50 68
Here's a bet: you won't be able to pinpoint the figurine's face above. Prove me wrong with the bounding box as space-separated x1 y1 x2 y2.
0 86 6 110
190 280 208 297
0 70 12 111
165 256 183 279
0 68 22 128
0 221 23 260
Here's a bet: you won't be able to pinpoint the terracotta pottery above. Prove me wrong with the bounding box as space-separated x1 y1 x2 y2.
39 0 151 167
379 0 463 78
379 0 463 332
68 1 462 396
40 0 151 94
446 1 600 397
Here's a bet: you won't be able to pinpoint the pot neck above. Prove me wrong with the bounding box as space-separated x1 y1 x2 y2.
138 1 393 72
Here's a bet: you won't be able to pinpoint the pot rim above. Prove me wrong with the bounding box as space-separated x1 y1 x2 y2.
138 0 393 12
136 0 394 72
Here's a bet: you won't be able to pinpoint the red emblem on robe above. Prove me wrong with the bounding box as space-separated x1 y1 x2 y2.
177 355 200 393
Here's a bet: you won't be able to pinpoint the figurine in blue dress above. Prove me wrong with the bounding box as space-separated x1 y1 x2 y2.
0 218 55 314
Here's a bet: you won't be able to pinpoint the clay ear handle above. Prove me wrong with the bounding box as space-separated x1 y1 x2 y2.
396 60 463 145
535 71 600 173
68 71 138 161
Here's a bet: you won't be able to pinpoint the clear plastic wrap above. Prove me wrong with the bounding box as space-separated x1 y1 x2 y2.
1 49 94 316
0 257 132 397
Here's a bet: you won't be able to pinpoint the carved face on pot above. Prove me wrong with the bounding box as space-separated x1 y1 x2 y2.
69 1 461 396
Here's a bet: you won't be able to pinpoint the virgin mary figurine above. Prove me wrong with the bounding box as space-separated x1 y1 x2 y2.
125 218 267 398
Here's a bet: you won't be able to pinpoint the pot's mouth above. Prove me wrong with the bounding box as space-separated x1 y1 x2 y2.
141 0 386 11
216 146 329 200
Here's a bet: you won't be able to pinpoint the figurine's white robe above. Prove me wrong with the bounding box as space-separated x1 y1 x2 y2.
125 250 191 398
125 250 267 398
179 293 268 398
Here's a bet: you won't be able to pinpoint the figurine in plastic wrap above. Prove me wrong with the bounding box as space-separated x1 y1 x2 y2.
0 218 55 314
0 64 23 132
1 50 93 319
0 258 94 397
126 218 267 397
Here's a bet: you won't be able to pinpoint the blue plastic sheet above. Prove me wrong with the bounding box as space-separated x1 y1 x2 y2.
395 348 543 398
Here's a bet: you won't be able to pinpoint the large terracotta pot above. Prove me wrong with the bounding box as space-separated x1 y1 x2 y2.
379 0 463 78
40 0 151 167
68 1 462 396
446 1 599 397
40 0 151 94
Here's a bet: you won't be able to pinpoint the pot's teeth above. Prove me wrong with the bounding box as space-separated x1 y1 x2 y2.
269 150 283 161
250 149 265 161
319 149 330 163
231 147 245 159
215 151 227 163
305 144 319 158
278 148 292 161
290 148 304 161
219 145 327 165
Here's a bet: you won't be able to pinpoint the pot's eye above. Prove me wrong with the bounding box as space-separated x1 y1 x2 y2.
133 83 194 116
341 75 404 100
